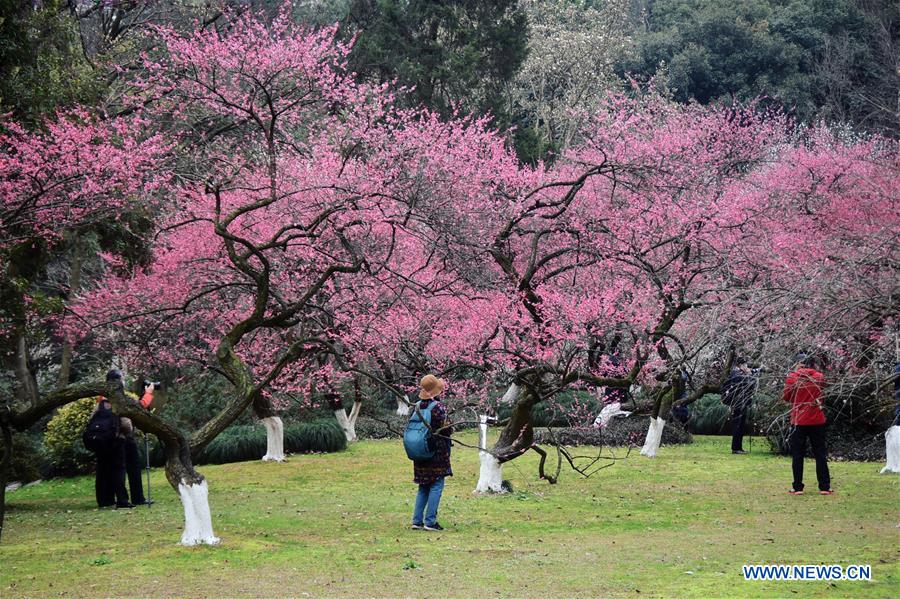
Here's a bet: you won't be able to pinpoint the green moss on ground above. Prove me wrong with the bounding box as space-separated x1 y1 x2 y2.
1 434 897 598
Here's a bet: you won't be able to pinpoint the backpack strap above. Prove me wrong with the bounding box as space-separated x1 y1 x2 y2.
413 401 438 426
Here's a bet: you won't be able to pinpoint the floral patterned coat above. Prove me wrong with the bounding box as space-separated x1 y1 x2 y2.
412 398 453 485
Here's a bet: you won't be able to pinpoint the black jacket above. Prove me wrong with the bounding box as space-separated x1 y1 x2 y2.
721 370 755 410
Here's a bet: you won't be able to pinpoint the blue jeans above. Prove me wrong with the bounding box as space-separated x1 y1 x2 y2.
412 477 445 526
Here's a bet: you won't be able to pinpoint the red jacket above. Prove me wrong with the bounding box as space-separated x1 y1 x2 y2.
781 367 826 425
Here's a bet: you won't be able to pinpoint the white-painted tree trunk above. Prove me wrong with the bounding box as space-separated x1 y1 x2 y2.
260 416 285 462
880 425 900 474
474 414 506 493
500 383 520 404
178 480 220 546
396 397 410 416
334 408 357 443
593 401 631 428
640 417 666 458
346 400 361 442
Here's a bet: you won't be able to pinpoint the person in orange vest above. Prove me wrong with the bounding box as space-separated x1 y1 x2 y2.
781 354 832 495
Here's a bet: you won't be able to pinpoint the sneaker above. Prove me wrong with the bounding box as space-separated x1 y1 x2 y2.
424 523 444 531
115 503 135 509
732 450 749 454
788 489 804 495
410 523 424 530
818 490 834 495
134 499 154 506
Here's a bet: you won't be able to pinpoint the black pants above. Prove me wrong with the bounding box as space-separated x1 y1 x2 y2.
731 408 747 451
789 425 831 492
124 438 145 504
95 441 129 507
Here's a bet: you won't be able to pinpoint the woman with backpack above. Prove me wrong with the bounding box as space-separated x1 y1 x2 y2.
84 370 133 508
87 398 131 508
408 375 452 531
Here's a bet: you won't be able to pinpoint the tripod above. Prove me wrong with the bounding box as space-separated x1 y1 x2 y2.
144 435 152 508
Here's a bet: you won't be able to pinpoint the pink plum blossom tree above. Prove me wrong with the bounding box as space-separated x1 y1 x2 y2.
0 109 167 541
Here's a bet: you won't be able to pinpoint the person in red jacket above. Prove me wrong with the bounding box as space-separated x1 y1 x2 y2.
140 382 156 408
781 354 832 495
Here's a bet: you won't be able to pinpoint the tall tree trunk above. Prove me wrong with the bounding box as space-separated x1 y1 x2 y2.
14 336 39 406
57 234 85 389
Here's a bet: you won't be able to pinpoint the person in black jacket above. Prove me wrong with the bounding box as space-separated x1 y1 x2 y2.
92 369 133 509
119 417 149 505
722 358 757 454
91 399 131 508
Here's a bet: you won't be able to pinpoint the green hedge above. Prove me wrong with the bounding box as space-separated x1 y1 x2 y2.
193 419 347 465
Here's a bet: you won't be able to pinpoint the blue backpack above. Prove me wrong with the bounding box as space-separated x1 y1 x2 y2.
403 401 437 461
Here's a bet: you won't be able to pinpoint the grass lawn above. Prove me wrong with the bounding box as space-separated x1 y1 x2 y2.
1 433 897 598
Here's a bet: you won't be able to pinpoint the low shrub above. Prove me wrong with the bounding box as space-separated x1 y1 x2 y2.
194 419 347 465
687 394 730 435
42 398 96 476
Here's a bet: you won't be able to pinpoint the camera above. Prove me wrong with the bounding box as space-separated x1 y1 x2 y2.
143 380 162 391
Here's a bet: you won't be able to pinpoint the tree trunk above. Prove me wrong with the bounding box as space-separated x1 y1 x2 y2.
880 425 900 474
0 421 11 543
475 414 504 493
57 234 85 389
333 409 355 443
640 388 673 458
639 417 666 458
330 389 360 443
475 384 538 493
252 395 284 462
347 378 362 442
14 336 39 406
500 383 519 404
260 416 285 462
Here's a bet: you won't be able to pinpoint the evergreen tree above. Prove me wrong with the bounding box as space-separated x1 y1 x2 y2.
345 0 528 123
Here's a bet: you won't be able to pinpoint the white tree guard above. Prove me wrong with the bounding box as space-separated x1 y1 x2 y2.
260 416 285 462
396 397 410 416
640 417 666 458
334 409 357 443
475 414 506 493
880 425 900 474
592 401 631 428
178 480 220 546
